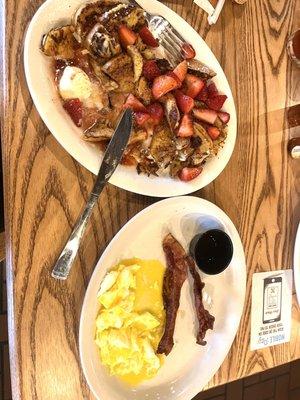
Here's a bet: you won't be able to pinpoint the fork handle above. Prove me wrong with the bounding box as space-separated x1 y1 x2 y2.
51 188 103 280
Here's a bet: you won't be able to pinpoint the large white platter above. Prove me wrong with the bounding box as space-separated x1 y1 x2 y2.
79 196 246 400
24 0 237 197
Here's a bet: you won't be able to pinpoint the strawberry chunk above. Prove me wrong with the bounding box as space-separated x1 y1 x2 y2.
179 167 202 181
193 108 218 124
166 71 182 89
123 94 147 112
184 74 205 98
139 26 159 47
175 90 194 113
218 111 230 124
207 82 218 96
143 60 161 81
134 111 150 126
181 43 196 60
196 83 208 102
207 126 221 140
206 94 228 111
63 98 83 127
147 102 164 125
178 114 194 137
173 60 188 82
118 25 137 48
152 74 179 99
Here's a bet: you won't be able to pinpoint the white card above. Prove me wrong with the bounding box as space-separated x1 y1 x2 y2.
251 270 293 350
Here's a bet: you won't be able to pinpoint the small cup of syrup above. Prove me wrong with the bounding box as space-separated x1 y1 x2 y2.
189 229 233 275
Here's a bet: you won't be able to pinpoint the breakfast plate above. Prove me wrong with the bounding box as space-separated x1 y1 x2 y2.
293 222 300 305
24 0 237 197
79 196 246 400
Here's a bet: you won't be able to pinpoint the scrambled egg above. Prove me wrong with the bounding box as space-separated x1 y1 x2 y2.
95 259 165 385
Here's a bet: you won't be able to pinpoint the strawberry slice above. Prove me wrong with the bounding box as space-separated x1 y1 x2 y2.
207 82 218 96
139 26 159 47
196 83 208 102
193 108 218 124
184 74 205 98
118 25 137 48
166 71 182 89
147 102 164 125
181 43 196 60
123 94 147 112
63 98 83 127
143 60 161 81
217 111 230 124
207 126 221 140
178 114 194 137
152 74 179 99
179 167 202 181
175 90 194 113
173 60 188 82
134 111 150 126
206 94 228 111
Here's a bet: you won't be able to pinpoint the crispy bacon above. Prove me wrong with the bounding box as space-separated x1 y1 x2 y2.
157 234 188 355
187 257 215 345
158 234 215 356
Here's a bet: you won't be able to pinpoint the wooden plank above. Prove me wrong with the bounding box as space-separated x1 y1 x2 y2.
0 232 6 262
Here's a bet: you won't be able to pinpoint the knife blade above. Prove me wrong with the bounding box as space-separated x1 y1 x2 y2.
52 108 133 280
91 108 133 196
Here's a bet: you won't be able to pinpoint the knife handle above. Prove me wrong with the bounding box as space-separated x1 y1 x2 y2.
51 189 102 280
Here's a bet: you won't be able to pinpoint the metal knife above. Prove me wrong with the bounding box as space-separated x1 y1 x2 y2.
52 108 133 280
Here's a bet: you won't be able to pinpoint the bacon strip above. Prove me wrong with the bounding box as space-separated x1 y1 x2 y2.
187 257 215 345
157 233 188 355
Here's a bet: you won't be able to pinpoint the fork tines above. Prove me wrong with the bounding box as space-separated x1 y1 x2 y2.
160 26 185 66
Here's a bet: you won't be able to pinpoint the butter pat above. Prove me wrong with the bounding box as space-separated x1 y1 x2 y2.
59 66 92 101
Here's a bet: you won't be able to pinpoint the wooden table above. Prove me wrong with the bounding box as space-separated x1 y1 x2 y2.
1 0 300 399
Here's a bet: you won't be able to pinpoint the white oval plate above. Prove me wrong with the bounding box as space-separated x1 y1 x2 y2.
24 0 237 197
79 196 246 400
293 222 300 305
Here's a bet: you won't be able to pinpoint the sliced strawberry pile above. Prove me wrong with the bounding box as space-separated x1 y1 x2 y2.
175 90 194 113
139 26 159 47
178 114 194 137
61 45 231 183
147 102 164 125
143 60 161 82
118 25 137 48
63 99 83 127
179 167 202 181
123 94 147 112
184 74 205 98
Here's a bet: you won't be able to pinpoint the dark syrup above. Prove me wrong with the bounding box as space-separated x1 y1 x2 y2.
190 229 233 275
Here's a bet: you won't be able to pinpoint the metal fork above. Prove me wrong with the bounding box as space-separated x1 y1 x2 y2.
130 0 188 67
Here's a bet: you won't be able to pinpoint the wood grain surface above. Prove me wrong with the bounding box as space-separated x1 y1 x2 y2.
1 0 300 399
